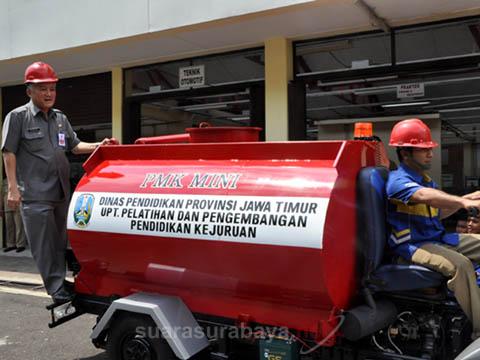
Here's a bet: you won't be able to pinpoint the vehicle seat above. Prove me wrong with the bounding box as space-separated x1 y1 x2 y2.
357 166 444 292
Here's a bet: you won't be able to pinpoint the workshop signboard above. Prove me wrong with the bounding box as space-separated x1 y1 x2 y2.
397 83 425 98
179 65 205 88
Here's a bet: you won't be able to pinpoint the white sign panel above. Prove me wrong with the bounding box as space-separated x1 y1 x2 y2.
68 192 329 249
397 83 425 98
179 65 205 88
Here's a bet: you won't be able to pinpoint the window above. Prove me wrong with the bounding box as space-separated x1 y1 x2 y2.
125 49 264 96
296 32 391 75
396 19 480 63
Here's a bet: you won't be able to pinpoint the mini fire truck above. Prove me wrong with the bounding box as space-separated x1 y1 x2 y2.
50 124 480 360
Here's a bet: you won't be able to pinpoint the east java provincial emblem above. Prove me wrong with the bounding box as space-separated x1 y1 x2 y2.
74 194 94 228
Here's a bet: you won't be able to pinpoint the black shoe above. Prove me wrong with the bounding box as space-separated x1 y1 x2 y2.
3 246 16 253
51 288 74 305
63 280 74 292
15 247 26 253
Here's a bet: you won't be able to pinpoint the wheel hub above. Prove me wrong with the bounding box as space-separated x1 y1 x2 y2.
123 336 155 360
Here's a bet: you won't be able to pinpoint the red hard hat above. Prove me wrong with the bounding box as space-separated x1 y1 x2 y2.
389 118 438 148
24 62 58 84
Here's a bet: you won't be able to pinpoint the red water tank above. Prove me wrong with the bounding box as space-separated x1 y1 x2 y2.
134 126 262 144
68 137 379 338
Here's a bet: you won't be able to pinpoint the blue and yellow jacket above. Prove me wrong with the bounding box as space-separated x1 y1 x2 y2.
386 163 459 260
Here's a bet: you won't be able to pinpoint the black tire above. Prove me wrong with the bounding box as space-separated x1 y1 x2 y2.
106 313 177 360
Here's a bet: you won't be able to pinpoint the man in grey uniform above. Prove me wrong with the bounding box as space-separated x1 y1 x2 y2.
1 62 117 304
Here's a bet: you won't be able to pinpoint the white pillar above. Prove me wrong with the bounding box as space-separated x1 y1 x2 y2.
112 68 123 143
265 37 293 141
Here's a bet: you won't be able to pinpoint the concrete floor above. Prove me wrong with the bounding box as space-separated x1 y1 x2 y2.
0 252 108 360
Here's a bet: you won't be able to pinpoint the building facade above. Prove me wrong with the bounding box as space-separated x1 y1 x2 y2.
1 0 480 200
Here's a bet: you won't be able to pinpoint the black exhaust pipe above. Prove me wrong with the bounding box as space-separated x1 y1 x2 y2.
341 289 397 341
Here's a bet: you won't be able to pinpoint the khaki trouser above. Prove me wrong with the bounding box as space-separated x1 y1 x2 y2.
5 209 26 248
4 191 26 248
411 234 480 336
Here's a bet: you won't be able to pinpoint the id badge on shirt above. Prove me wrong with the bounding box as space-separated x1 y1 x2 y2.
58 132 66 147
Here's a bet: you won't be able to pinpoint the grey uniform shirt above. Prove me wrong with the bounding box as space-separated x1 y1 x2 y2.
1 100 80 202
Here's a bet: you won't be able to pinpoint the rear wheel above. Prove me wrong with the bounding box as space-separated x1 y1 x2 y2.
106 313 176 360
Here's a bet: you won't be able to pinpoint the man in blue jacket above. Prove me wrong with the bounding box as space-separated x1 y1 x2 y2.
387 118 480 338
